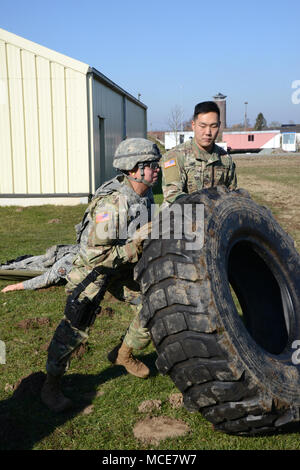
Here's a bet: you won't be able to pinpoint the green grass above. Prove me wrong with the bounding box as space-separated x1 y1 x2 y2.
237 165 300 187
0 161 300 450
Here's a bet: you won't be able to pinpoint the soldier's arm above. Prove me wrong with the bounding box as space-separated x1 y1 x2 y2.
218 150 238 191
161 152 186 204
22 253 75 290
22 271 58 290
227 160 237 190
87 194 142 269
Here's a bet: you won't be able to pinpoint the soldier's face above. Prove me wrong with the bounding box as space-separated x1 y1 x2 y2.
138 164 160 185
192 112 220 151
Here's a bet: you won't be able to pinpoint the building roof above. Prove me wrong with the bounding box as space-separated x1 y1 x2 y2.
91 68 147 109
0 27 90 75
213 92 227 100
0 27 147 110
223 130 279 135
280 125 300 133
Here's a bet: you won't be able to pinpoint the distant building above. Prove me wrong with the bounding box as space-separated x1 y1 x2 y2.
0 28 147 206
213 92 227 136
280 125 300 152
165 131 193 150
223 126 300 152
222 130 281 152
164 131 227 151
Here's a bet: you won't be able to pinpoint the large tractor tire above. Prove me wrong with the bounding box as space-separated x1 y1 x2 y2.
135 187 300 435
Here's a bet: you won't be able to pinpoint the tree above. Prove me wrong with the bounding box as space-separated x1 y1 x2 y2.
269 121 281 128
254 113 267 130
182 116 193 131
167 105 184 146
231 123 245 131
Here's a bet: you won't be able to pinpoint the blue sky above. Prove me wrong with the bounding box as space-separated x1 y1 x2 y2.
1 0 300 130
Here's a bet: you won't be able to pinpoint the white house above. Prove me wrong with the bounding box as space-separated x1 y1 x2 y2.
0 28 147 206
165 130 227 151
280 125 300 152
165 131 193 150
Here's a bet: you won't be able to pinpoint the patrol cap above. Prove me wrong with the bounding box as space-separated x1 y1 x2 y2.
113 138 161 171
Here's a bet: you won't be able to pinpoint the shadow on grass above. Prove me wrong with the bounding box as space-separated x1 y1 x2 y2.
0 351 158 450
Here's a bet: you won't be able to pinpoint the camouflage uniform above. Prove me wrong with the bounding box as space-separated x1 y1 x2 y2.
0 245 78 289
46 174 152 377
162 139 237 204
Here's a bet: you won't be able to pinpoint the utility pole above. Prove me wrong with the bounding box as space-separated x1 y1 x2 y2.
244 102 248 130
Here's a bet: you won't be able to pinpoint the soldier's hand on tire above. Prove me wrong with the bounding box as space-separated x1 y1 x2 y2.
132 222 152 243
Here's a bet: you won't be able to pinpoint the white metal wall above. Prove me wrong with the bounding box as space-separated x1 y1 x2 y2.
0 28 148 205
0 28 90 199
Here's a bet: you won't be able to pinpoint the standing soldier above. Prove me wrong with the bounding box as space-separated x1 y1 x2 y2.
161 101 237 204
41 138 161 412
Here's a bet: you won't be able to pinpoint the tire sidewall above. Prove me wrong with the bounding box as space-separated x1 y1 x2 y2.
204 195 300 403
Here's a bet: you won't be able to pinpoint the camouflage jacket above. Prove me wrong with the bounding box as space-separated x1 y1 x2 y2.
73 174 154 270
161 139 237 204
0 244 79 290
23 251 77 289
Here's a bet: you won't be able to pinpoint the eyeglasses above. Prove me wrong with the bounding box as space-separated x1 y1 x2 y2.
139 161 160 170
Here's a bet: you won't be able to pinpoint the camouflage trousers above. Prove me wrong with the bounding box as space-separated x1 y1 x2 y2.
46 263 150 377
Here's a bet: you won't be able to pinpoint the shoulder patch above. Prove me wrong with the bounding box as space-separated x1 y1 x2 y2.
96 211 110 223
164 158 176 169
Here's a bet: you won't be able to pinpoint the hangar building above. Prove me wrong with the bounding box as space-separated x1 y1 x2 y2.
0 28 147 205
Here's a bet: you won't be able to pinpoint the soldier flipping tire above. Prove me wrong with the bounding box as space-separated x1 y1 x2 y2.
135 186 300 435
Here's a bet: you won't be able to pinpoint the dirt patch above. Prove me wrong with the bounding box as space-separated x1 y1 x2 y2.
103 291 120 303
17 317 51 330
47 218 61 224
133 416 190 445
100 306 114 317
169 393 183 409
73 342 89 359
81 404 94 415
138 399 162 413
40 342 50 351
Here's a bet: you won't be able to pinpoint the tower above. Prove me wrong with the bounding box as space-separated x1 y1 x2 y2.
213 92 227 138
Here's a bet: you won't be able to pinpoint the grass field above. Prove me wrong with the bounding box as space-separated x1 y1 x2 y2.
0 154 299 450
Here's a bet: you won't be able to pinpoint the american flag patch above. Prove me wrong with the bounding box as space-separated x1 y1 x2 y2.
164 158 176 169
96 211 110 223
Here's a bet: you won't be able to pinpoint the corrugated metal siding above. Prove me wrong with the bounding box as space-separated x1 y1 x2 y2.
91 79 124 187
125 98 147 138
0 30 90 196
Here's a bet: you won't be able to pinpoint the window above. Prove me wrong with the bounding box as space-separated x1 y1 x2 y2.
179 134 184 144
282 133 296 145
248 135 254 141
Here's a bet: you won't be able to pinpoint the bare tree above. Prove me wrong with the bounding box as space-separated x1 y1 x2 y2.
167 105 184 146
269 121 281 128
183 115 193 131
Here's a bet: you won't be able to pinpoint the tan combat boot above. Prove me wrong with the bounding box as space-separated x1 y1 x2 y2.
41 373 73 413
111 342 150 379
